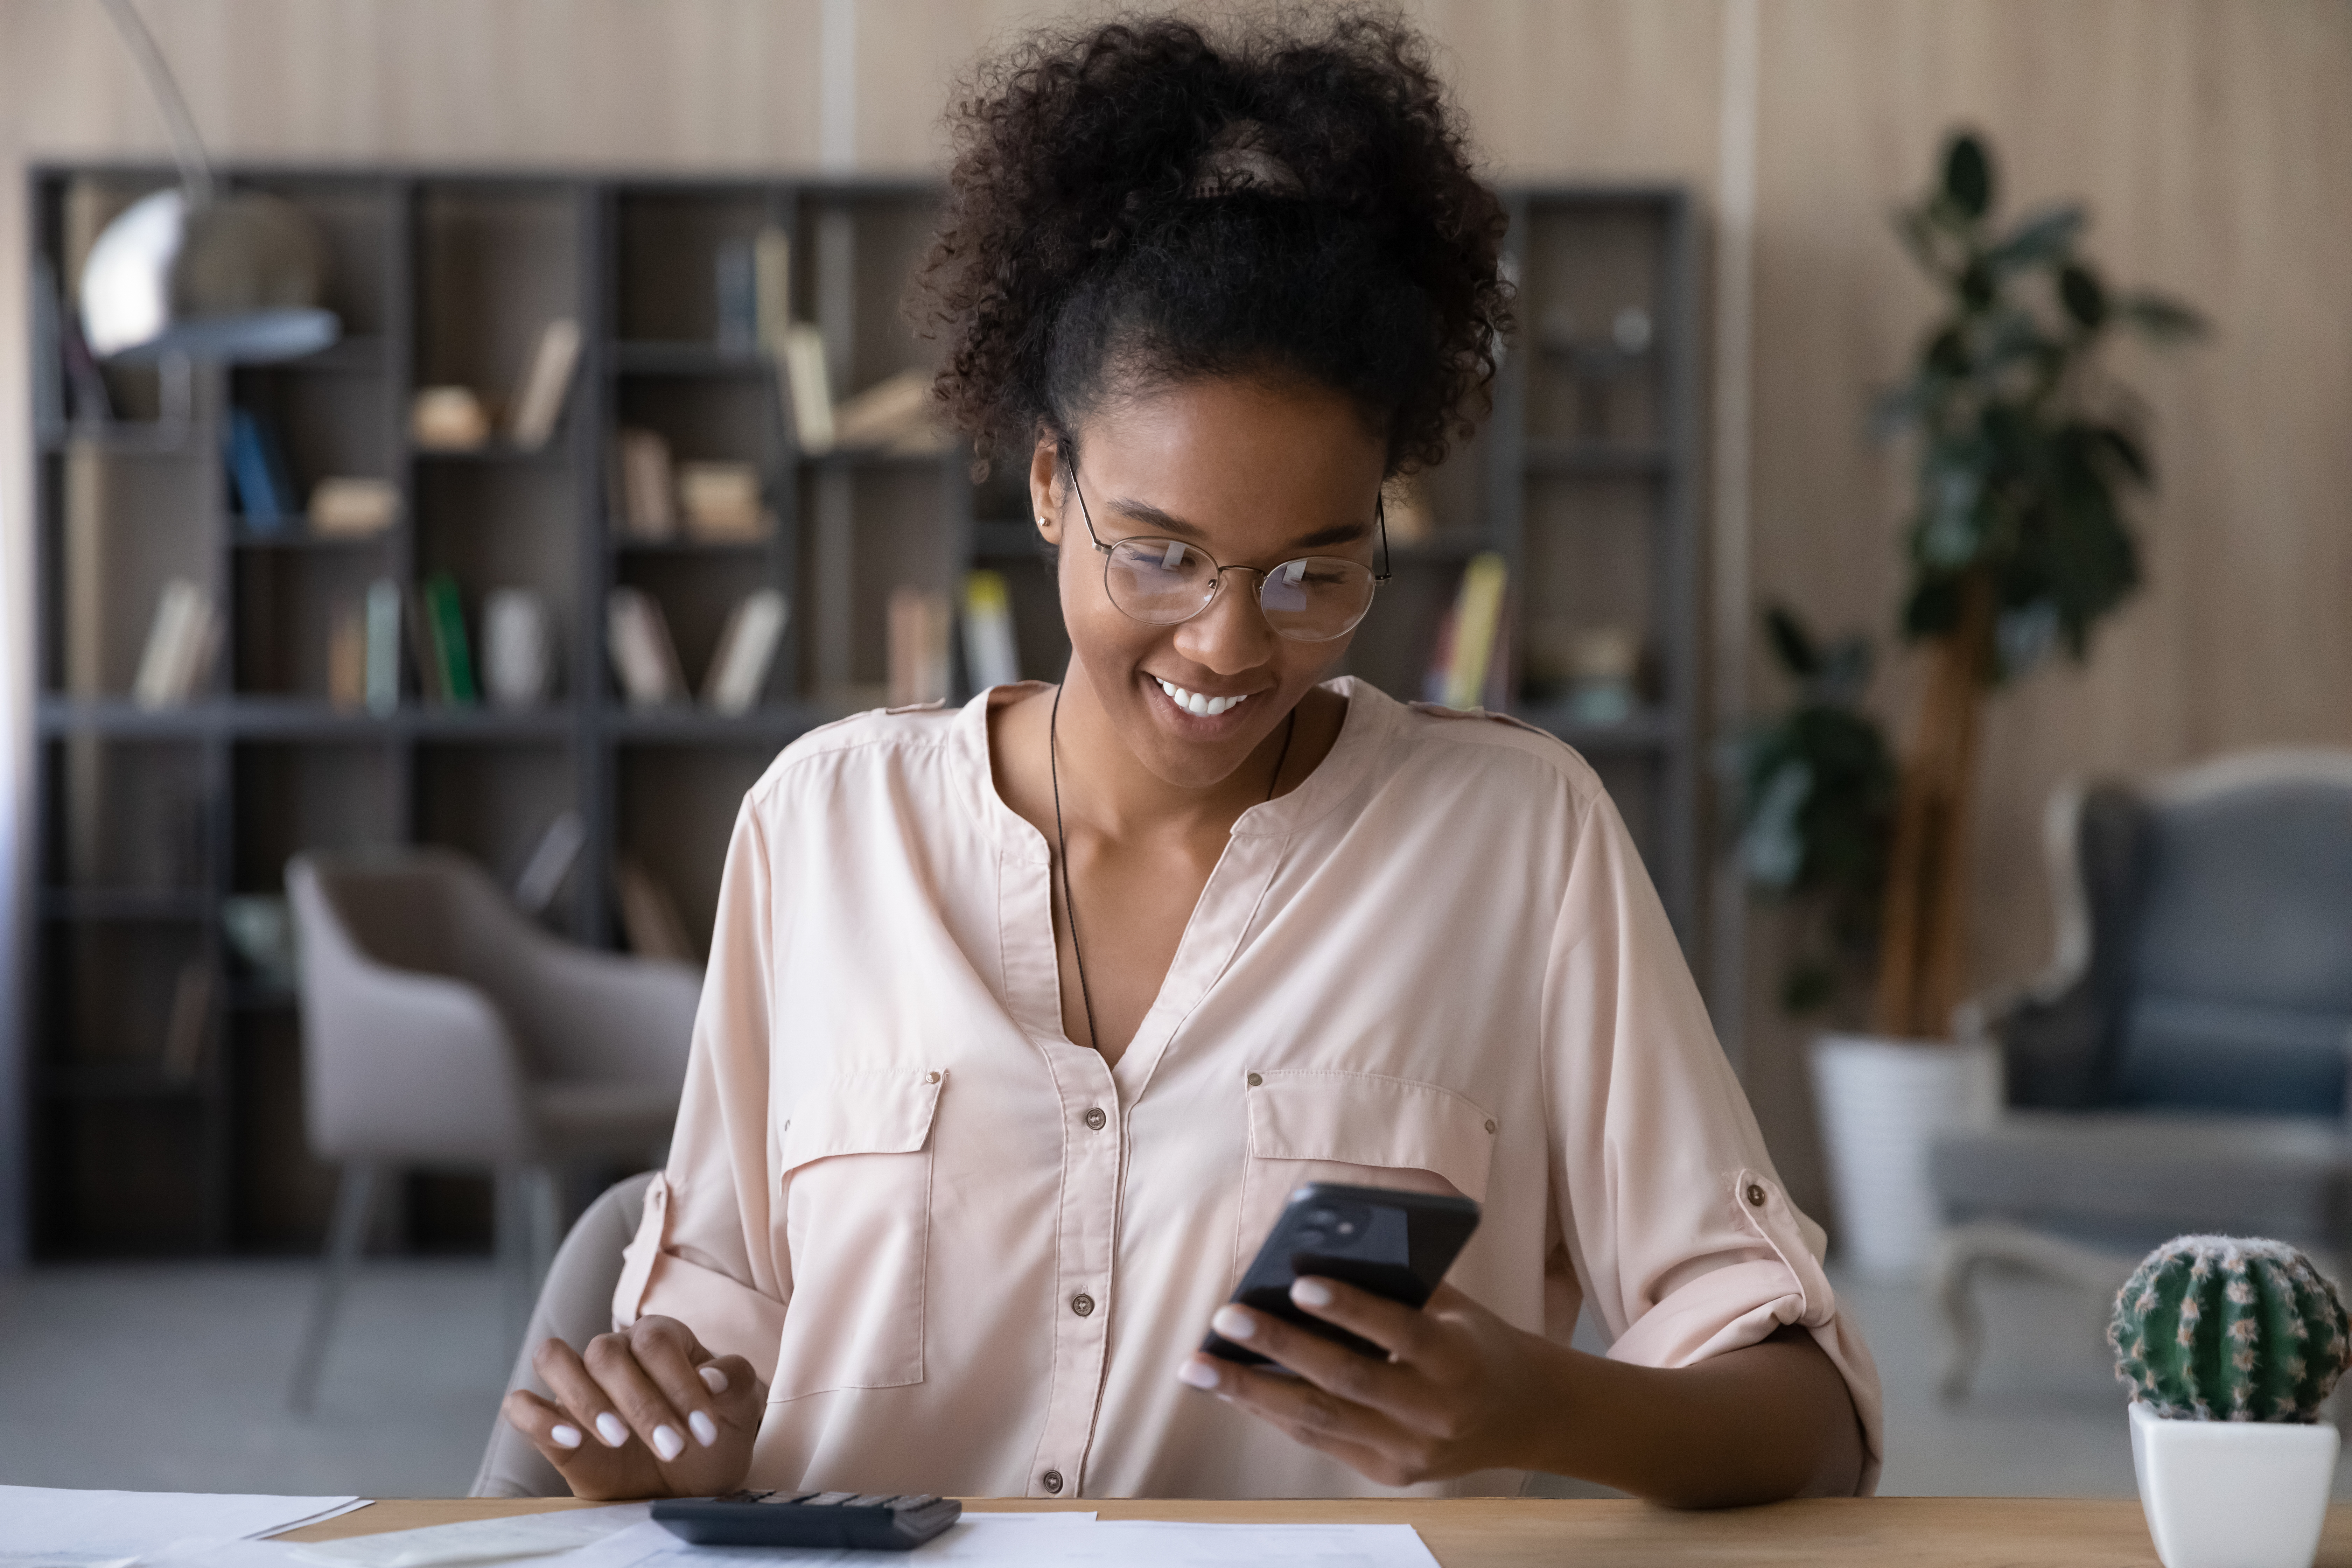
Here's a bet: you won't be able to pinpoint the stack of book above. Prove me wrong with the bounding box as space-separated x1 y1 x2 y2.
606 587 788 714
132 580 219 708
1424 552 1512 712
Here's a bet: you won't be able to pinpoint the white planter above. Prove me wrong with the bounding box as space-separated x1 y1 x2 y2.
2129 1400 2338 1568
1808 1032 2001 1279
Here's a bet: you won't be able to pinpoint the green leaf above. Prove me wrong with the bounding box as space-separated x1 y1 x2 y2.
1959 260 1996 311
1943 133 1994 219
2060 263 2107 329
1903 574 1964 639
2096 425 2150 484
2120 293 2208 342
1764 604 1822 678
1985 204 2086 271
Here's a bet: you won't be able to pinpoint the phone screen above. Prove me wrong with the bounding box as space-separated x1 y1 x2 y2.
1204 1181 1480 1365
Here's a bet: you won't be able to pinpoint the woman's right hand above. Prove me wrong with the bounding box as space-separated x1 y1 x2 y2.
501 1314 765 1499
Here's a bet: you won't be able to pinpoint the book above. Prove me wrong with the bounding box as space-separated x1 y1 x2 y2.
327 600 366 711
607 587 689 707
226 407 295 530
410 386 490 450
422 573 479 705
1438 552 1509 710
481 588 553 708
159 960 214 1082
960 570 1020 692
309 477 398 537
403 589 445 705
513 809 587 916
834 368 937 451
507 318 582 450
887 586 953 707
616 856 696 963
677 461 766 541
131 579 217 709
33 256 64 442
780 323 835 454
702 589 789 714
364 579 402 715
754 226 792 359
616 428 676 540
715 238 758 355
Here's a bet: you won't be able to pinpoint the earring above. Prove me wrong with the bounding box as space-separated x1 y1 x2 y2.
1037 515 1050 528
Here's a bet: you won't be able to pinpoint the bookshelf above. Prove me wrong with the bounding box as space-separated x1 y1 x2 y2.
24 169 1698 1257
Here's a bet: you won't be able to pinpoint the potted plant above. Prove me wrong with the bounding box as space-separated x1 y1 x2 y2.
1758 129 2203 1275
2111 1236 2348 1568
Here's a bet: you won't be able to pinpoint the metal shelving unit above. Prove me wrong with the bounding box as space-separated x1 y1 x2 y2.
24 168 1698 1257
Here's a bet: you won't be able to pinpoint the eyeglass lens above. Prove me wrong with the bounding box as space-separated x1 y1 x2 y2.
1104 539 1373 640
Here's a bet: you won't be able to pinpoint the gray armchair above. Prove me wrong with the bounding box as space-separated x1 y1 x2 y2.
285 849 700 1412
1928 750 2352 1400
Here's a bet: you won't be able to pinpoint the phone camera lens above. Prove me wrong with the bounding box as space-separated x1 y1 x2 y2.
1336 1221 1356 1235
1294 1230 1326 1248
1306 1209 1339 1226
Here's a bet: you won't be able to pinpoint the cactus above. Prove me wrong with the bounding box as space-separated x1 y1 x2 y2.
2109 1234 2351 1422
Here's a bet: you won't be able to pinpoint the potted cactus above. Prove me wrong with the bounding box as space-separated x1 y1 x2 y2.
2110 1236 2350 1568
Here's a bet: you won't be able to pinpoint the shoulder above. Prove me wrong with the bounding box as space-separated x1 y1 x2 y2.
745 700 966 813
1376 693 1610 821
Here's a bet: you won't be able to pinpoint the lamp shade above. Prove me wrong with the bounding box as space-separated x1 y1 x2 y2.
79 187 340 363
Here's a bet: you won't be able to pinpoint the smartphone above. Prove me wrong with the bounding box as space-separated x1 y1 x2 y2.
1203 1181 1480 1366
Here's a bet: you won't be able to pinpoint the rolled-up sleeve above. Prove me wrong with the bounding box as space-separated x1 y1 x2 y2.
1544 788 1884 1494
612 797 789 1384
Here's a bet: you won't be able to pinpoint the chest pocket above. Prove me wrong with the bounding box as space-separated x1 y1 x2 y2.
1233 1069 1499 1289
772 1069 943 1402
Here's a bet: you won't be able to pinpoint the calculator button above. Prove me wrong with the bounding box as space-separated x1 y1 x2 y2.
806 1492 857 1506
846 1495 895 1508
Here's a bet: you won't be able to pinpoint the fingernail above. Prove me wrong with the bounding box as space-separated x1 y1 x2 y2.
1210 1306 1254 1340
595 1412 628 1448
550 1423 582 1449
651 1424 685 1462
1290 1278 1334 1309
1177 1358 1220 1391
689 1410 719 1448
698 1365 730 1395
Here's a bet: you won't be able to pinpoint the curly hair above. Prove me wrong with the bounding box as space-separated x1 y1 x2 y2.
905 7 1512 478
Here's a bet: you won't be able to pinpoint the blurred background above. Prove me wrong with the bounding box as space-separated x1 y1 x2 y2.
2 0 2348 1504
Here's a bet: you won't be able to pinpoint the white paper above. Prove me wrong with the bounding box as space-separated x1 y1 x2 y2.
546 1517 1435 1567
284 1506 651 1568
0 1489 368 1567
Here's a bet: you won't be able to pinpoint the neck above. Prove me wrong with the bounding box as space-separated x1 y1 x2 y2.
1051 659 1297 843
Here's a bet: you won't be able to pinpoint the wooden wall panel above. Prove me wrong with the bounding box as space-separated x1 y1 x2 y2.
5 0 2349 1235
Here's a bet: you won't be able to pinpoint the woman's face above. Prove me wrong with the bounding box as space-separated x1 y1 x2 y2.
1031 374 1388 791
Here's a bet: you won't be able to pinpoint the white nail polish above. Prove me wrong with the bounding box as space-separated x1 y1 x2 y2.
1211 1306 1254 1340
652 1425 685 1462
698 1365 730 1395
550 1423 583 1449
1177 1358 1220 1391
1291 1278 1335 1309
690 1410 719 1447
595 1412 628 1448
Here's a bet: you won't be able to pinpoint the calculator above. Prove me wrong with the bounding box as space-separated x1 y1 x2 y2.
650 1490 962 1550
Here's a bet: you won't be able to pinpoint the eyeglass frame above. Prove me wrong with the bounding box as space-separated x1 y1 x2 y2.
1060 461 1392 643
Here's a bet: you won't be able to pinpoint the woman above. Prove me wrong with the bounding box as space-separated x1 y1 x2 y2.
504 11 1880 1505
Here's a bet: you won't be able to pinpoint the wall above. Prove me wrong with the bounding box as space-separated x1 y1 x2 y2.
3 0 2347 1246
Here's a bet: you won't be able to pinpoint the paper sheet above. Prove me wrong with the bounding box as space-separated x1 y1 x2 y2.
284 1506 651 1568
0 1488 368 1568
547 1517 1437 1567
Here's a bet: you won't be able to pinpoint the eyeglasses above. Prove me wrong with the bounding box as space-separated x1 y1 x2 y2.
1066 468 1391 643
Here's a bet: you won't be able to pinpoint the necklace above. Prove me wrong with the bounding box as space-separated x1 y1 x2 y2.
1048 684 1296 1054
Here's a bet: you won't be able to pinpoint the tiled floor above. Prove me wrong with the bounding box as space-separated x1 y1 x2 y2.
1 1258 2345 1499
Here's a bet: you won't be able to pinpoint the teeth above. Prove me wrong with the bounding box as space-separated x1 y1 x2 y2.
1155 677 1250 718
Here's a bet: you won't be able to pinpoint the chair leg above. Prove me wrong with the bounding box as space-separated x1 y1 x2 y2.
1932 1229 1987 1405
1933 1220 2138 1405
287 1161 379 1415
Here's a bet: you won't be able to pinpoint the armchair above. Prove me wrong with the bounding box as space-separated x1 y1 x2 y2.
1929 750 2352 1399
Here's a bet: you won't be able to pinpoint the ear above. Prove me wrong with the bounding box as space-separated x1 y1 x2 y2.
1029 435 1064 545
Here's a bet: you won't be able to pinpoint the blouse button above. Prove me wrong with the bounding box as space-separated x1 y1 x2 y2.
1746 1183 1767 1208
1083 1106 1107 1131
925 1071 941 1084
1041 1470 1065 1494
1484 1119 1497 1134
1246 1072 1263 1087
1071 1293 1095 1317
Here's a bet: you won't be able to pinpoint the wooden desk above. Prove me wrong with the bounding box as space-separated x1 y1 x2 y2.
276 1495 2352 1566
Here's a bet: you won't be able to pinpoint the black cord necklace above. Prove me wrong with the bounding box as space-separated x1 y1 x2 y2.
1048 684 1295 1053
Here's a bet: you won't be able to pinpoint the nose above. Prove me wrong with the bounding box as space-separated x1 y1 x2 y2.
1172 567 1281 676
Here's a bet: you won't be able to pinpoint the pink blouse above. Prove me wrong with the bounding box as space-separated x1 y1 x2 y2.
613 677 1884 1499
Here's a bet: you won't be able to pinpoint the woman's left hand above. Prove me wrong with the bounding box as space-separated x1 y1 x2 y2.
1176 1278 1563 1485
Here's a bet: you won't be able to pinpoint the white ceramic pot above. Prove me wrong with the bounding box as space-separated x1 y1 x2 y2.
1808 1032 2001 1279
2129 1400 2338 1568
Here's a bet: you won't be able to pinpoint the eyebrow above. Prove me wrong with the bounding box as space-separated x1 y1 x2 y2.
1104 496 1373 555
